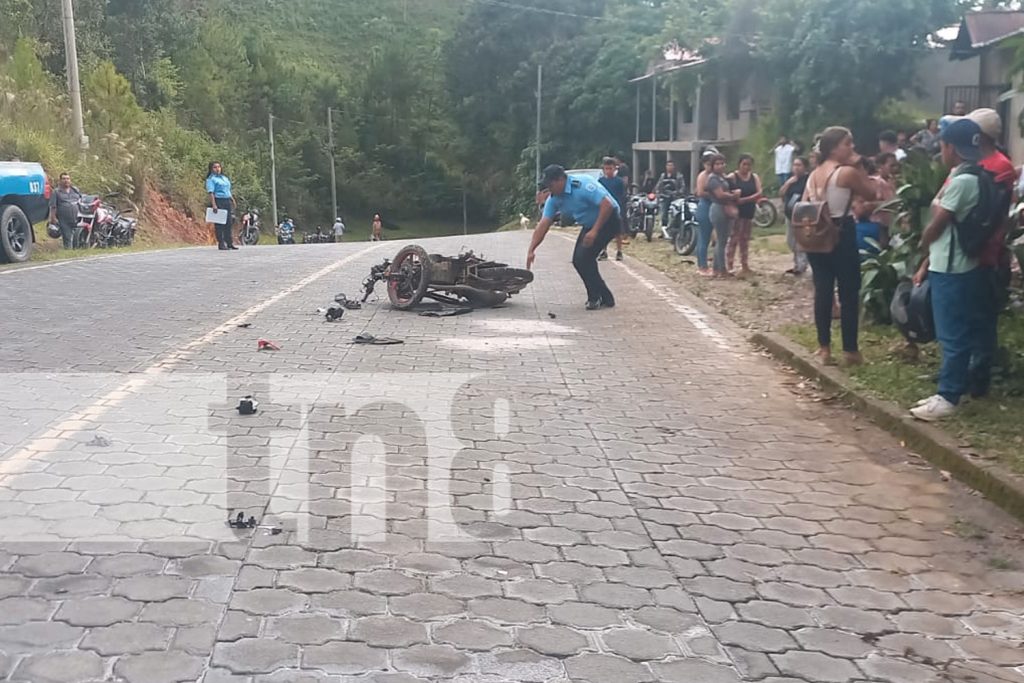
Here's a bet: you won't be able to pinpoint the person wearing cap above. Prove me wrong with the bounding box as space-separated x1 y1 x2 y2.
951 108 1015 399
528 164 621 310
910 118 989 421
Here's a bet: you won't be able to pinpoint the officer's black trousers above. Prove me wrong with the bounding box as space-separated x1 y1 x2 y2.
572 216 619 304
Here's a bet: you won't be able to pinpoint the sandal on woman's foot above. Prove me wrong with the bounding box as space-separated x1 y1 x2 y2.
842 352 864 367
815 348 835 366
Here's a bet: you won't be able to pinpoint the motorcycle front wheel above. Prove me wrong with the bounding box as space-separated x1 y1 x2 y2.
644 216 654 242
753 199 778 229
388 244 433 310
674 220 698 256
242 229 260 246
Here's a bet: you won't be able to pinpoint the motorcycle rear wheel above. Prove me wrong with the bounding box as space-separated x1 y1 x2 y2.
242 229 260 246
388 244 433 310
476 266 535 294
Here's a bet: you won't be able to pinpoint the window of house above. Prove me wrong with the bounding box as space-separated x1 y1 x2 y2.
726 81 740 121
682 99 694 124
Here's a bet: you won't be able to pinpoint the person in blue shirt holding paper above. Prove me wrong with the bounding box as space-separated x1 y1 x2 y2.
206 161 237 250
527 164 621 310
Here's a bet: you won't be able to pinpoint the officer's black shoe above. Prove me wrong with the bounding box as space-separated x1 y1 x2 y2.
598 250 608 261
585 299 603 311
602 296 616 309
615 250 623 261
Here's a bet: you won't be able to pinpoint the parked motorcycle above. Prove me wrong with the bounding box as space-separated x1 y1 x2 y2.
639 192 659 242
277 220 296 245
76 194 136 249
664 196 700 256
239 210 260 246
624 191 644 238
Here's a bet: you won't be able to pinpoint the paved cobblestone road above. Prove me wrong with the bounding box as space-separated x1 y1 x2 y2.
1 232 1023 683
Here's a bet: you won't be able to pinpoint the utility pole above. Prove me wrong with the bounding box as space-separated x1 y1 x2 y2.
535 64 542 183
327 107 338 222
269 113 278 229
462 178 468 236
60 0 88 149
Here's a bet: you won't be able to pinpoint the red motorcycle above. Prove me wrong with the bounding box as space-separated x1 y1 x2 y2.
76 194 136 249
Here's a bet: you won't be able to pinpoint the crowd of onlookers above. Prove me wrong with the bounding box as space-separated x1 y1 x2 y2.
767 102 1018 422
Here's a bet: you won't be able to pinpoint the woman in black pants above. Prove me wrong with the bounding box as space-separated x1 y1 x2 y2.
206 161 237 250
802 127 876 366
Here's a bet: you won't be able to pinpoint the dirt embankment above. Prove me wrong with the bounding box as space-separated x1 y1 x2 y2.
140 184 212 246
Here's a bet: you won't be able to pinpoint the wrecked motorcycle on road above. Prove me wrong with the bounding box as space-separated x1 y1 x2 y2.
362 244 534 310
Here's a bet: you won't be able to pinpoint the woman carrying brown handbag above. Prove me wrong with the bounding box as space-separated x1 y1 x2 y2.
802 127 876 366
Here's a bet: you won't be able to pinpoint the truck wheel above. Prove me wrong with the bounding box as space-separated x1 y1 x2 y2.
0 205 33 263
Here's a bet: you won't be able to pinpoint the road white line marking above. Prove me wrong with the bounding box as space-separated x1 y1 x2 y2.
553 233 734 352
0 244 383 479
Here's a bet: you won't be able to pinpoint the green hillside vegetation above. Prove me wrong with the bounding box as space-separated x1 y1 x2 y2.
0 0 961 242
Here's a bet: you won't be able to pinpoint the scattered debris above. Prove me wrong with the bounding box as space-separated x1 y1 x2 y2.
257 339 281 351
334 293 362 310
352 334 404 346
227 511 257 529
420 306 473 318
547 312 557 319
325 304 345 322
237 396 259 415
85 435 111 448
237 323 252 329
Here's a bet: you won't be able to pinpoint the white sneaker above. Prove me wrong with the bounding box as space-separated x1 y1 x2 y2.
910 395 957 422
912 396 932 408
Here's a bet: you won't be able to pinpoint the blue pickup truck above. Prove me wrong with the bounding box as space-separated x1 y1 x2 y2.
0 161 50 263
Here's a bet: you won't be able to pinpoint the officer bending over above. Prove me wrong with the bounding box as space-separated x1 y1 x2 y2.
527 164 622 310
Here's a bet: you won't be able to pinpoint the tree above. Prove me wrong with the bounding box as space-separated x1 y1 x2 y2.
754 0 959 137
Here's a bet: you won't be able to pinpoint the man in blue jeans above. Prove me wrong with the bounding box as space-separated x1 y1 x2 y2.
527 165 621 310
910 118 988 421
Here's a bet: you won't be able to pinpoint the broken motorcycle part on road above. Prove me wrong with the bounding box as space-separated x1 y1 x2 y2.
257 339 281 351
333 293 362 310
360 244 534 311
325 304 345 322
227 511 258 529
237 396 259 415
352 334 404 346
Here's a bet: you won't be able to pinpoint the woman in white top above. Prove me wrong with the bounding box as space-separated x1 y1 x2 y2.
802 126 877 367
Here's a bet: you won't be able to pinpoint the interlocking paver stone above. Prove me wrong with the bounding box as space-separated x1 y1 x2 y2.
566 653 655 683
602 628 681 661
80 622 171 654
12 650 105 683
516 625 589 656
212 638 299 674
113 651 205 683
435 619 513 650
302 642 388 675
350 615 429 647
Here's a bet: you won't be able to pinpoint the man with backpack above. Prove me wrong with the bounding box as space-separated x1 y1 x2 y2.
910 118 1011 421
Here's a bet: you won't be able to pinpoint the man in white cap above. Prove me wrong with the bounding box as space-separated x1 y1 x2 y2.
967 108 1016 399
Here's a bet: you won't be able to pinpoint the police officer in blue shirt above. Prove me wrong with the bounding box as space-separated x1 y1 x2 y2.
527 164 621 310
206 160 237 250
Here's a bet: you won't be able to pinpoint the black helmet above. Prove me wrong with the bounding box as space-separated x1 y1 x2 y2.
47 223 61 239
891 280 935 344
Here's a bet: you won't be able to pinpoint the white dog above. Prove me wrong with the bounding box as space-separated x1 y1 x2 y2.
519 214 531 230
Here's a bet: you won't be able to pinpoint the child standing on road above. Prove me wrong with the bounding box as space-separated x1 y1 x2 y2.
371 214 384 241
